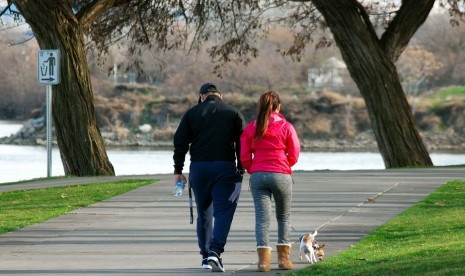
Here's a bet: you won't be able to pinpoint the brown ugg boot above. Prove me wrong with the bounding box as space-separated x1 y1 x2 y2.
257 247 272 272
276 244 293 270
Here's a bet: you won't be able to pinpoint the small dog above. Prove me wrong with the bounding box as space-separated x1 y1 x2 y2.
299 230 325 264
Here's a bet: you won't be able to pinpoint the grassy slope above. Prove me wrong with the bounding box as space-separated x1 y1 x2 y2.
290 180 465 276
0 179 154 234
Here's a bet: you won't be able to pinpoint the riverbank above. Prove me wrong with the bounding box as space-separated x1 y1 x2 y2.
2 86 465 152
1 118 465 152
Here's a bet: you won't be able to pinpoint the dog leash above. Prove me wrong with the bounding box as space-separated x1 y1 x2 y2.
188 180 194 224
290 225 308 245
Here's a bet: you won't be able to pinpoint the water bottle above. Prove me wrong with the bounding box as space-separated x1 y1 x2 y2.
173 181 185 197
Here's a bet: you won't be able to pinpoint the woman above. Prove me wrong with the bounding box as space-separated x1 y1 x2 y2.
240 90 300 272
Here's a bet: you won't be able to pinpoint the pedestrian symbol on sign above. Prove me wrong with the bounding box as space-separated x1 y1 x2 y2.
38 50 60 85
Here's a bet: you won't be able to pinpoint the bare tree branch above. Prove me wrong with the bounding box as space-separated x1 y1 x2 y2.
77 0 130 30
4 33 34 46
0 2 11 17
380 0 435 62
353 0 378 42
137 8 150 44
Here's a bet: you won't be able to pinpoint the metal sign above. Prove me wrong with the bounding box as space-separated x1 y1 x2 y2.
38 50 60 85
38 50 60 177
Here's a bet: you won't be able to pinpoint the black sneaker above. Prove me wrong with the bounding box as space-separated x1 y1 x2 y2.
201 258 212 270
207 251 224 272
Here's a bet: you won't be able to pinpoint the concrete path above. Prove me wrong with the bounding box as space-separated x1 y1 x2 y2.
0 168 464 275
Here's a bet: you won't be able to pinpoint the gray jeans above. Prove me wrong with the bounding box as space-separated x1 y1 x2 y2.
250 172 293 247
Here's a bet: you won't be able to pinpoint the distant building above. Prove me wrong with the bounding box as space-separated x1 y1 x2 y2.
308 57 349 90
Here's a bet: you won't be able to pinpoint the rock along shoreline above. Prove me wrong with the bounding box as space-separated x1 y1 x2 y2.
1 118 465 153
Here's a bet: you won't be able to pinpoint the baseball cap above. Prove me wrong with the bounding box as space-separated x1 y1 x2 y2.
199 83 218 94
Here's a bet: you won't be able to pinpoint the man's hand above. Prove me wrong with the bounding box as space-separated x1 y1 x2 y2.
237 168 246 176
174 173 187 184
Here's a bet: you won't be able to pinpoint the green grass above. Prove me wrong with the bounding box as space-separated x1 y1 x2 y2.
0 179 154 235
427 86 465 107
290 180 465 276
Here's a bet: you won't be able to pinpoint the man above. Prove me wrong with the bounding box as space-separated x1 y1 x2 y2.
173 82 245 272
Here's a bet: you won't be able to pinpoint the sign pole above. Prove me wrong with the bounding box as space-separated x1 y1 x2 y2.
46 84 52 177
38 49 60 178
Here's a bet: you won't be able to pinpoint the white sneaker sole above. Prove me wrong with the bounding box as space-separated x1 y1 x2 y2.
207 257 224 272
201 264 212 269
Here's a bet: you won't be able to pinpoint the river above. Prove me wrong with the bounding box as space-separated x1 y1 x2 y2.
1 120 464 184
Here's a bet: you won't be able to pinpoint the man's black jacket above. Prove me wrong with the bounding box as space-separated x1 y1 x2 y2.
173 95 245 174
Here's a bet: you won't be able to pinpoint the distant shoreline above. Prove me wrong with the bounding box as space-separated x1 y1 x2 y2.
1 119 464 153
3 134 463 153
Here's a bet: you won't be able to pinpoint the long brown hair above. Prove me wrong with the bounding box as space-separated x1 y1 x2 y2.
255 91 280 140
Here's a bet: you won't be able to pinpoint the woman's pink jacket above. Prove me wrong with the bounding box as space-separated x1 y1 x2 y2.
240 112 300 175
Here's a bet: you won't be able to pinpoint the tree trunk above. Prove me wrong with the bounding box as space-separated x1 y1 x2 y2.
13 1 115 176
312 0 433 168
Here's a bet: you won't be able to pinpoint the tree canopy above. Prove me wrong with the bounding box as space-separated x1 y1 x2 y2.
2 0 465 171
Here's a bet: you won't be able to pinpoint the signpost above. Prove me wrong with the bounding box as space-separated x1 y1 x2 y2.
38 50 60 177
